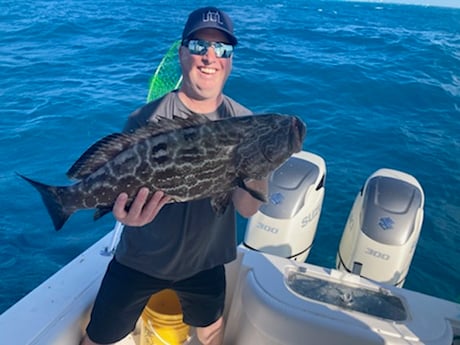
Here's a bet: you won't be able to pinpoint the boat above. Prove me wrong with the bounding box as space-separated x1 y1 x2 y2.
1 150 459 345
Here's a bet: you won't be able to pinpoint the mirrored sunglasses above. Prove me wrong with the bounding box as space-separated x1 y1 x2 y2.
183 39 234 59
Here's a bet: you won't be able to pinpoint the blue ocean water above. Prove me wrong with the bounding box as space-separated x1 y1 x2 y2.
1 0 459 314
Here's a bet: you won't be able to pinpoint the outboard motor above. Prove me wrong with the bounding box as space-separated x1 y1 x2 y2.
336 168 424 287
244 151 326 262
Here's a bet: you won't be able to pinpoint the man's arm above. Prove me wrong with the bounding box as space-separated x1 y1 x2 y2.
232 178 268 218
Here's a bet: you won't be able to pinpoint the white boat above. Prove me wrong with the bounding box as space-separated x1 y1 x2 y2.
1 150 459 345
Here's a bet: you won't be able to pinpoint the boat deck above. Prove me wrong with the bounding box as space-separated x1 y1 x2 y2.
2 231 460 345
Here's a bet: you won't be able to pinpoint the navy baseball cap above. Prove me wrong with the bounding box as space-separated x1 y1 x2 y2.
182 7 238 45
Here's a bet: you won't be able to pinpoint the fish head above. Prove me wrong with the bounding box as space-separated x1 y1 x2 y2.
238 114 306 179
290 115 306 153
258 114 306 166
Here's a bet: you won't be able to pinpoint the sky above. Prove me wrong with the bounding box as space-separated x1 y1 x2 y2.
343 0 460 8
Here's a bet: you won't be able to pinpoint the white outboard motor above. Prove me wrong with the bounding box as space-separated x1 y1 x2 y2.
336 168 424 287
243 151 326 262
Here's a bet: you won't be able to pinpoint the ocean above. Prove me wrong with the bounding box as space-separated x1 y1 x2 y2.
0 0 459 314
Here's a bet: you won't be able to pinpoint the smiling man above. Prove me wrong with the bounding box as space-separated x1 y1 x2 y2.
179 9 236 106
81 7 267 345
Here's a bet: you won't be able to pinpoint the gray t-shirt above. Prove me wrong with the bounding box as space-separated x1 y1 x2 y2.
115 91 252 280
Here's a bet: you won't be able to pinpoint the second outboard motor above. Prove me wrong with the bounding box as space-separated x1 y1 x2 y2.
336 168 425 287
244 151 326 262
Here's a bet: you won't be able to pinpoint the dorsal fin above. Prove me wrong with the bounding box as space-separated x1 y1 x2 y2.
123 115 210 140
156 114 211 129
66 132 136 180
66 114 211 180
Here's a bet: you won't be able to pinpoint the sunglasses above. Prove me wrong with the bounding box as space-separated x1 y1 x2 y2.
183 39 234 59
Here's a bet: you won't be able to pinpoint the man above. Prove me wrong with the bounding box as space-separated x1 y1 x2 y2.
81 6 267 345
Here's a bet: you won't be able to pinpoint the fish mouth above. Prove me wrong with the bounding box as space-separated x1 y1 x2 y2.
291 116 306 152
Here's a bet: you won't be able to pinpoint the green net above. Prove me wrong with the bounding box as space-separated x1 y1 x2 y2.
146 40 183 103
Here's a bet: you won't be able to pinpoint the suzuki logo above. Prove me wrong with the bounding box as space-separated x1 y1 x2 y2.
378 216 394 230
269 192 284 205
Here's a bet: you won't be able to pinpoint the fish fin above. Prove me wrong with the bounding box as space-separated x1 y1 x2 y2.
155 114 211 129
17 173 73 231
66 132 136 179
67 127 164 179
210 193 232 215
93 206 113 220
237 179 268 202
66 115 211 180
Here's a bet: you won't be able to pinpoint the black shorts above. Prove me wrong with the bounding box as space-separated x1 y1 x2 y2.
86 258 226 344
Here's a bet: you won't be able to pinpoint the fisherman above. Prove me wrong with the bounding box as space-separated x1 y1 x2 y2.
81 7 267 345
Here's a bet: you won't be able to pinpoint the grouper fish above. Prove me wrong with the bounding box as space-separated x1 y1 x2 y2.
19 113 306 230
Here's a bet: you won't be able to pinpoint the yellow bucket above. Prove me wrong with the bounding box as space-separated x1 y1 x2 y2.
140 289 190 345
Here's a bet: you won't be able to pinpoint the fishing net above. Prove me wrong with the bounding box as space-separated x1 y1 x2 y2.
147 40 183 102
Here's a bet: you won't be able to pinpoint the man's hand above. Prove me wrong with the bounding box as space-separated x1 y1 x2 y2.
233 178 268 218
113 187 171 227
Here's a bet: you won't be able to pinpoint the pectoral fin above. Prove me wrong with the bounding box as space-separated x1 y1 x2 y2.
93 206 113 220
210 193 232 215
237 179 267 203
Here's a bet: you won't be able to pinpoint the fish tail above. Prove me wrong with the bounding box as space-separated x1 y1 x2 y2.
17 173 73 231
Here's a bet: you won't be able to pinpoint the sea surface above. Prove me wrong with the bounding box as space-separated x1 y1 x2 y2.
1 0 459 314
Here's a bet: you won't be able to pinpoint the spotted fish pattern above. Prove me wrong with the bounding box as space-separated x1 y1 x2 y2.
19 113 306 230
